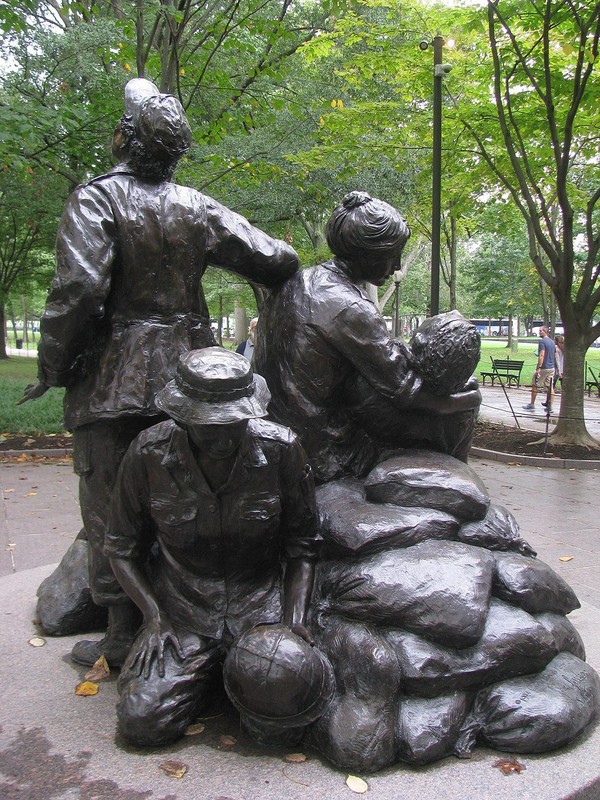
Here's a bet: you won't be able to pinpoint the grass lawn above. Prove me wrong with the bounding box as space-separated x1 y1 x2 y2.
479 338 600 381
0 358 65 436
2 340 599 435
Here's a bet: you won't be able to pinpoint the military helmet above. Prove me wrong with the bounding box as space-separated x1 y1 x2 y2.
223 624 335 728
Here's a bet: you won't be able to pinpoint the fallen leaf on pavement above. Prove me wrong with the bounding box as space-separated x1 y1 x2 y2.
346 775 368 793
506 461 522 466
28 636 45 647
559 556 574 562
493 757 525 775
75 681 99 696
219 735 237 747
283 752 308 763
159 759 187 779
25 492 37 497
184 723 206 736
85 655 110 681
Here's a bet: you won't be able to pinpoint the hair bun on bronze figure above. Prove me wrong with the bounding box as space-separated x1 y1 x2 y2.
409 311 481 396
223 624 335 728
342 190 372 209
326 191 410 259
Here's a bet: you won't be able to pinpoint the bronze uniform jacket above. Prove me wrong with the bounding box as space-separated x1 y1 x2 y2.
38 164 298 430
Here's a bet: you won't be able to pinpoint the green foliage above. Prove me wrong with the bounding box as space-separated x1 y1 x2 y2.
0 358 65 434
461 208 542 319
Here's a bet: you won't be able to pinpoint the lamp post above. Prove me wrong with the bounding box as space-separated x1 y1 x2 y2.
420 33 452 317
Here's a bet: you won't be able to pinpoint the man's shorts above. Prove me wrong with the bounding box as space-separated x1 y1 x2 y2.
534 368 554 390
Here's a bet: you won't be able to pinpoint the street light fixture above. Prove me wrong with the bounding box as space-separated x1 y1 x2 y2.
420 32 452 317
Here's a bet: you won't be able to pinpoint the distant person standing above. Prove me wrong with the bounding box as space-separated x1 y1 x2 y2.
523 327 556 412
236 317 258 362
554 334 564 389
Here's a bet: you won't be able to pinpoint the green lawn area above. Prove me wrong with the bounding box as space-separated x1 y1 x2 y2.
0 358 65 436
479 338 600 381
2 340 600 435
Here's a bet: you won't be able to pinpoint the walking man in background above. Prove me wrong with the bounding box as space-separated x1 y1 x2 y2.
523 326 556 413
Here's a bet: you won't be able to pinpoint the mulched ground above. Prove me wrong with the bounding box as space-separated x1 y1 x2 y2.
0 422 599 461
472 419 600 461
0 433 73 452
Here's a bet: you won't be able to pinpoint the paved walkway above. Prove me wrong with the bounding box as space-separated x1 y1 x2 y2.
1 449 599 799
478 383 600 439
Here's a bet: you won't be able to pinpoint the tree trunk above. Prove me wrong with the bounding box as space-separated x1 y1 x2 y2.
216 287 223 346
550 326 599 448
0 304 8 359
507 311 517 352
540 280 549 329
21 295 29 348
234 303 248 346
449 215 457 310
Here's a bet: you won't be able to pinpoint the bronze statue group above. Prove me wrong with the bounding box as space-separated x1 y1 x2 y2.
25 79 599 772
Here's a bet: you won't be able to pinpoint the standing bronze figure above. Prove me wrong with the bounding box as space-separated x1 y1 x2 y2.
22 78 299 668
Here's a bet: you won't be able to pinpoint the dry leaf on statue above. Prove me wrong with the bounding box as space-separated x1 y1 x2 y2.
346 774 368 793
159 759 187 779
28 636 45 647
493 757 525 775
75 681 99 696
184 723 205 736
559 556 574 562
85 655 110 681
219 735 237 747
283 752 308 763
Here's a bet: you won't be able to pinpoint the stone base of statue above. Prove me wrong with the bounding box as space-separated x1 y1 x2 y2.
2 565 599 800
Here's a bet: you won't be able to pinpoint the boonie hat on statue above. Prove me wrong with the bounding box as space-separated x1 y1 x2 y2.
155 347 270 425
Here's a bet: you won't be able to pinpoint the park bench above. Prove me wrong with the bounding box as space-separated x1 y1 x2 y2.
480 357 525 388
586 363 600 397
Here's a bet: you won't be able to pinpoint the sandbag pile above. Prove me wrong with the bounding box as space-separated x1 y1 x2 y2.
309 450 599 772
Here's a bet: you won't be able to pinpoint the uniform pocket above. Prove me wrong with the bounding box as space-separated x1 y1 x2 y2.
239 493 282 522
151 495 198 548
